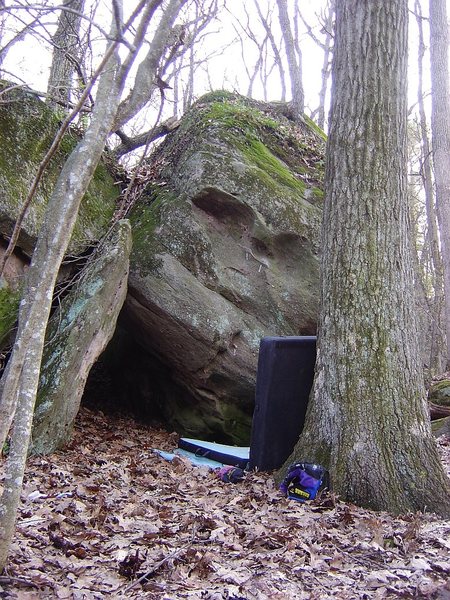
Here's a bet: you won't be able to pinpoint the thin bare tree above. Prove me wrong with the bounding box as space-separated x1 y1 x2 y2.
429 0 450 368
0 0 191 570
414 0 446 373
253 0 286 101
299 0 334 129
277 0 304 120
47 0 86 109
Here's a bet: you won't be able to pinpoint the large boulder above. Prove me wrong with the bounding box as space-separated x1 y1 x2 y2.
31 220 131 454
120 92 325 443
0 80 121 352
0 81 119 258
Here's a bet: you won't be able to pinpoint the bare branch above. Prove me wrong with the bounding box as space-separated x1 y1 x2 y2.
114 0 188 129
113 116 180 158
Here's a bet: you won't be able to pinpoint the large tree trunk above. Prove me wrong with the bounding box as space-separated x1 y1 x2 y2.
280 0 450 516
429 0 450 367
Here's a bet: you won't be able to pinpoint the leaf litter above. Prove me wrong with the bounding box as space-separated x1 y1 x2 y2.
1 408 450 599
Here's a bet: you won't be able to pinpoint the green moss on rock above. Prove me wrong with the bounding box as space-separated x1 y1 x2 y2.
429 380 450 407
0 279 20 346
126 90 324 444
0 81 118 256
129 185 177 273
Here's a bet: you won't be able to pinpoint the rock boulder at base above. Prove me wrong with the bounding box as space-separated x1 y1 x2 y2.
428 379 450 407
121 92 324 444
31 220 132 454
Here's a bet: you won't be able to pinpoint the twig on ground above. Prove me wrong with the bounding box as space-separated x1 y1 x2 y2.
122 545 187 593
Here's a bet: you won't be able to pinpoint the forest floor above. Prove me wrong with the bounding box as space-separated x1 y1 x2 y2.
1 408 450 600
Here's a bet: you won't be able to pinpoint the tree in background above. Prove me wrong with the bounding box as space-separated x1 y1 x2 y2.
280 0 450 516
46 0 85 109
276 0 304 120
300 0 334 130
0 0 5 72
252 0 286 101
429 0 450 369
412 0 446 374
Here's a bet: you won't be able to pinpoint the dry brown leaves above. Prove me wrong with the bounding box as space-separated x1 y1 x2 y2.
1 408 450 600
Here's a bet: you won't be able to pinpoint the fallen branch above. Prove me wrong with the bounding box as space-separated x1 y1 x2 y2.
0 574 39 588
122 546 186 593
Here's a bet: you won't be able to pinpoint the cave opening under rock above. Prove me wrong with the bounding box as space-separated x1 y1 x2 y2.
81 322 254 445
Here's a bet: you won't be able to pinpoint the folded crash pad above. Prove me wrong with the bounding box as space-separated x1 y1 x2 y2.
155 448 227 468
249 336 316 471
178 437 250 469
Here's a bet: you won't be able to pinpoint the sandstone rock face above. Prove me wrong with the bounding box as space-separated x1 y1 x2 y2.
123 92 324 443
0 81 119 258
432 416 450 437
429 380 450 407
0 80 121 354
31 221 131 454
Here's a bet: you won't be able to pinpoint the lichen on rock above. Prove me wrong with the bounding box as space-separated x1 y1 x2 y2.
429 379 450 407
31 220 132 454
0 81 119 257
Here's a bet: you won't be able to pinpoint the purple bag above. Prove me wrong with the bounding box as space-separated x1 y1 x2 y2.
279 462 328 502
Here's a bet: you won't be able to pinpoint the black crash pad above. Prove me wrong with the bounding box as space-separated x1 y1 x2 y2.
249 336 316 471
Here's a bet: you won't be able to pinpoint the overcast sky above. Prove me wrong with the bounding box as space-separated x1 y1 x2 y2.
2 0 445 133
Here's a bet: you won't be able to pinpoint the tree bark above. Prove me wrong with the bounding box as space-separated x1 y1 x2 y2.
277 0 304 120
279 0 450 516
429 0 450 368
47 0 85 109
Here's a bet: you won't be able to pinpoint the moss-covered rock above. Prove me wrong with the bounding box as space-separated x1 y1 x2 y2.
428 379 450 407
0 279 20 347
432 416 450 437
0 81 118 257
0 249 27 348
30 220 131 454
122 91 325 444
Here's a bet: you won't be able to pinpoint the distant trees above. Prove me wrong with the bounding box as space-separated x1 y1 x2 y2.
429 0 450 368
282 0 450 516
412 0 446 373
301 0 334 130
